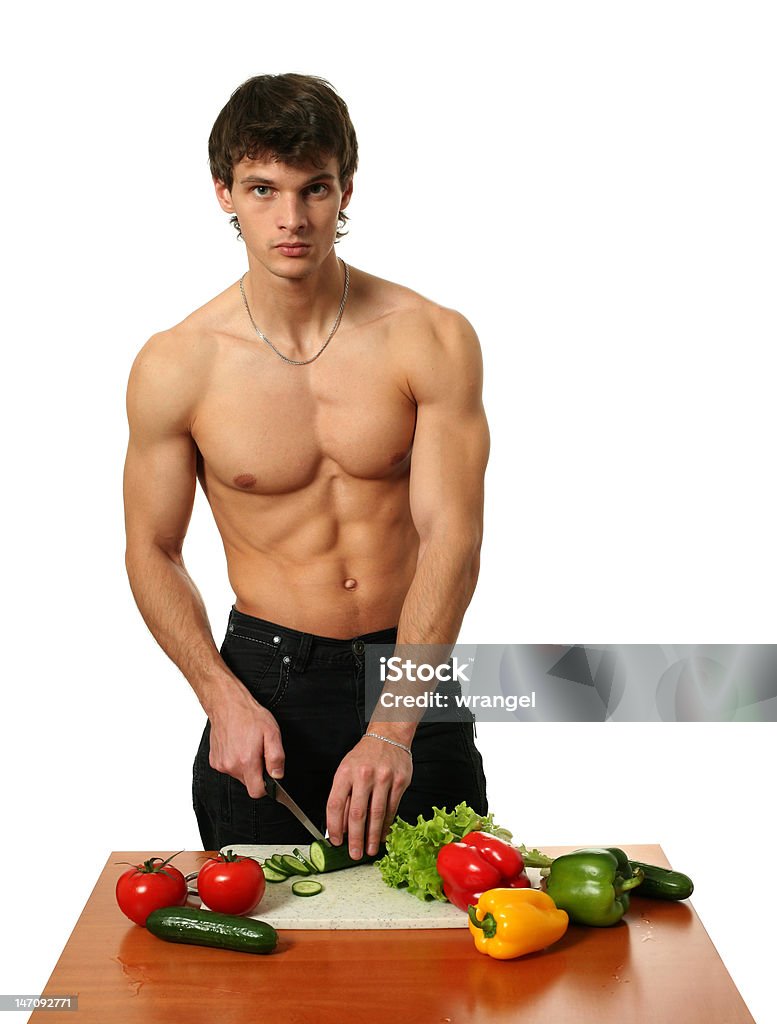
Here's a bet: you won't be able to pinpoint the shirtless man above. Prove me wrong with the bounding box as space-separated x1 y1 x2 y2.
123 74 489 860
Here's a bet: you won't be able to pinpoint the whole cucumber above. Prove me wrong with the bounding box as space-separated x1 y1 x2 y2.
146 906 278 953
629 861 694 901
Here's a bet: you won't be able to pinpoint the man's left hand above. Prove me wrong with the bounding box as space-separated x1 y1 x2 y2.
326 736 413 858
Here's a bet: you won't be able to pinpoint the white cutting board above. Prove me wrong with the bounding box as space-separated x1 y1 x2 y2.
210 844 468 930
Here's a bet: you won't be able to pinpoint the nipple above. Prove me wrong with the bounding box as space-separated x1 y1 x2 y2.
343 578 358 591
234 474 257 489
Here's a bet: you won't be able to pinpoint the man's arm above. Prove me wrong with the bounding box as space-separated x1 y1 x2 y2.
326 308 489 856
123 331 284 798
394 309 489 646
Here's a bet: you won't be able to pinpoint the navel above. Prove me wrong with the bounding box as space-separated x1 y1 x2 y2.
343 578 358 591
234 473 257 489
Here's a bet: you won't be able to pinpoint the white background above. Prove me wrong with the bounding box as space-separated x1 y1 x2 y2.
2 2 775 1021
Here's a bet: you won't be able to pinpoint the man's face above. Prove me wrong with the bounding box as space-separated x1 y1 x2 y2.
214 155 352 279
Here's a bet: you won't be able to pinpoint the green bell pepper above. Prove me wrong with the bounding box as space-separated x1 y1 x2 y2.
545 847 643 927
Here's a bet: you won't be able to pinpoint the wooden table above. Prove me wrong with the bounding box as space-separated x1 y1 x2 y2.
35 845 754 1024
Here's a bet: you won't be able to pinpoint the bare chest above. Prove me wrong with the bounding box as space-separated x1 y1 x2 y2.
191 336 416 495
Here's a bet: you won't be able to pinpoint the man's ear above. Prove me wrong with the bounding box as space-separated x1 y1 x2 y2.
214 178 236 214
339 177 354 213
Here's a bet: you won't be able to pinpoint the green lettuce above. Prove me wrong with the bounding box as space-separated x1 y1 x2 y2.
376 802 513 902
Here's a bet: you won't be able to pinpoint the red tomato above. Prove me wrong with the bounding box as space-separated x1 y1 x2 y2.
115 853 188 926
197 851 265 915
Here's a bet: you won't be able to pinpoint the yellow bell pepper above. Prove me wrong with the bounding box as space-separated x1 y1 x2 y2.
467 888 569 960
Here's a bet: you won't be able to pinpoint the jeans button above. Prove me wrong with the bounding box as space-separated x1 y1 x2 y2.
353 639 365 655
273 635 281 644
282 655 291 665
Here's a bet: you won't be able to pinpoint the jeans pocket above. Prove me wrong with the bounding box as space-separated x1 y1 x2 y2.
221 631 287 708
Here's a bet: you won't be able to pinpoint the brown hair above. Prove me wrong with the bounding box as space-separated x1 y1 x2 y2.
208 73 358 240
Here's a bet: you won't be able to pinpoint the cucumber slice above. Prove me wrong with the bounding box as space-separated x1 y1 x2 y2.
262 864 289 883
280 854 312 876
292 879 324 897
268 855 293 874
293 848 318 873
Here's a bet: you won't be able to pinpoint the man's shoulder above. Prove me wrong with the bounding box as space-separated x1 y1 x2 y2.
126 286 238 432
130 281 237 378
351 267 477 345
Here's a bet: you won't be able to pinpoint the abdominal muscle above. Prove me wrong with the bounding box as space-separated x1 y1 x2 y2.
205 465 419 639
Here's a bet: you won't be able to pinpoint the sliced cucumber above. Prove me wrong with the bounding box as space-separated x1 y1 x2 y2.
262 864 289 883
280 854 312 876
292 879 323 897
264 856 292 875
307 839 382 873
293 848 318 873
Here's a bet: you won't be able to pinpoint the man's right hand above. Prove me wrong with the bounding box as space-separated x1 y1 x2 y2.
206 684 285 799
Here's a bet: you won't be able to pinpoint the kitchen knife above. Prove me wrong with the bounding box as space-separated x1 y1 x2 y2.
262 770 327 842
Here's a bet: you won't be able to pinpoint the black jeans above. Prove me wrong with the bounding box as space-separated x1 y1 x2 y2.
192 607 489 850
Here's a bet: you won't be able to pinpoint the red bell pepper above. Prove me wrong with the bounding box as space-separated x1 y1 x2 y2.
436 831 530 911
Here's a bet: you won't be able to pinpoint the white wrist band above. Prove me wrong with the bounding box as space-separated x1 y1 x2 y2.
364 732 413 757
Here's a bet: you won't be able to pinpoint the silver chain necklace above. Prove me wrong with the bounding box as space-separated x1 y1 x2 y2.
239 259 350 366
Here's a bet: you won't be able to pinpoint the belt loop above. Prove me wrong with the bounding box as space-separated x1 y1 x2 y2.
293 632 313 672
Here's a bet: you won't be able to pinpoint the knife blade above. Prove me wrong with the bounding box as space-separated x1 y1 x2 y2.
262 770 327 842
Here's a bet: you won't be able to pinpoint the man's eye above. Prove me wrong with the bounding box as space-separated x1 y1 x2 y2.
252 185 271 197
307 183 328 196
